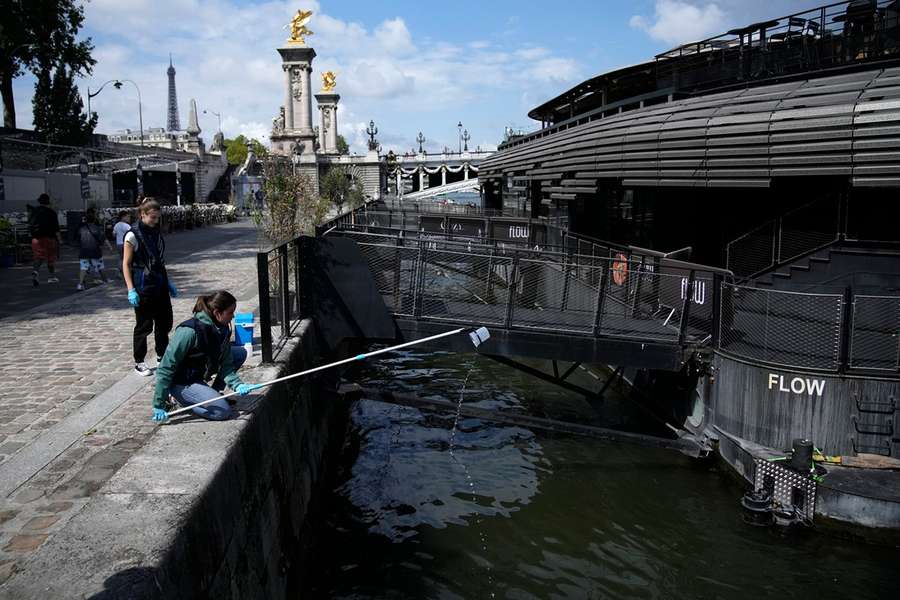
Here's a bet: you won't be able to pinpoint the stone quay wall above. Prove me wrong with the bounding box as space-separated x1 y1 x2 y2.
158 319 348 598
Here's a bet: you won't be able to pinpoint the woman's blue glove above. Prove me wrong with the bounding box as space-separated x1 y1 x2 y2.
236 383 259 396
168 281 178 298
128 289 140 307
152 408 169 422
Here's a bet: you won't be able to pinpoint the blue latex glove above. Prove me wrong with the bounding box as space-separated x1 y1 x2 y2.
152 408 169 422
128 289 140 307
168 281 178 298
236 383 259 396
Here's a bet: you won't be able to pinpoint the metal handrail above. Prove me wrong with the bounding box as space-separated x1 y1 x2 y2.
726 196 843 279
499 0 899 149
334 218 735 279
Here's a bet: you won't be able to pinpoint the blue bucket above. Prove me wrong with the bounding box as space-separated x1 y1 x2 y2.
234 313 254 345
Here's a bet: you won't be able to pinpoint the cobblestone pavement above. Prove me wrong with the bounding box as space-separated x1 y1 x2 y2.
0 222 255 319
0 220 263 585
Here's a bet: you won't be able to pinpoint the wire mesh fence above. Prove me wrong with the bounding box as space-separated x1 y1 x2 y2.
419 249 512 325
726 221 777 278
511 258 603 334
719 283 844 370
726 195 840 279
777 194 840 265
348 233 722 344
849 296 900 371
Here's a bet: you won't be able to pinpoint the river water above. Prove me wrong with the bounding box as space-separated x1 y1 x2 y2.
304 349 900 599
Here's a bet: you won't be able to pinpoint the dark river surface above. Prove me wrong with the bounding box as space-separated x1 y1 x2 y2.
304 349 900 599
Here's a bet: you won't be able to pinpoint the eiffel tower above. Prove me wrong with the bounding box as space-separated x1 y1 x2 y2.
166 54 181 131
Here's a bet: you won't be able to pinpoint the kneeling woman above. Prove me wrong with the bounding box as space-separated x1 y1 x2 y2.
152 291 257 421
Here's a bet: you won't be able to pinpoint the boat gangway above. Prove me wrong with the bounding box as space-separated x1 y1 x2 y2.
255 203 733 380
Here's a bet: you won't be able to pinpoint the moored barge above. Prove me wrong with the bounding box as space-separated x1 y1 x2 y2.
477 0 900 537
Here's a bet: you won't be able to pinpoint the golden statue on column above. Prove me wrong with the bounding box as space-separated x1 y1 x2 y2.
321 71 337 92
286 9 314 45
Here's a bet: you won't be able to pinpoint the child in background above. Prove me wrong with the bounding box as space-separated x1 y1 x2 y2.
113 210 132 279
76 208 113 291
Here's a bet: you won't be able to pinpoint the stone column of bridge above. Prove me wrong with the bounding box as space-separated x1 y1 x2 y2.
277 46 317 156
283 65 294 129
315 93 340 154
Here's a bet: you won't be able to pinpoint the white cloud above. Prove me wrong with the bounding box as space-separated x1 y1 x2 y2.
374 18 415 55
9 1 583 154
630 1 726 45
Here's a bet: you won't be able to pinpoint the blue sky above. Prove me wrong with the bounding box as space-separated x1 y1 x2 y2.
8 0 815 153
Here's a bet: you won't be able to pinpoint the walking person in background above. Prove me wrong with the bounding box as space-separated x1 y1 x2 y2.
29 193 61 287
151 290 257 422
76 207 113 291
123 198 177 376
112 210 132 279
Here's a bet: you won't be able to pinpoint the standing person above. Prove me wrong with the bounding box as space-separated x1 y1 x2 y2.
112 210 132 279
151 290 257 422
76 207 113 291
29 193 61 287
123 198 177 376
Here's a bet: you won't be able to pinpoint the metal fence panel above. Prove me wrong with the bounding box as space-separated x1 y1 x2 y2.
511 259 602 334
850 295 900 371
720 283 843 370
600 267 683 342
419 248 511 325
356 242 420 317
726 221 775 278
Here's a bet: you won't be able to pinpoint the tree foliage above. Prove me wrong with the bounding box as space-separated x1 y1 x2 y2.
32 65 97 145
225 135 268 165
320 165 365 213
255 159 329 246
0 0 95 129
336 134 349 155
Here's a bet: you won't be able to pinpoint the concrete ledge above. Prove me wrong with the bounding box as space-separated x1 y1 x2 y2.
0 319 349 598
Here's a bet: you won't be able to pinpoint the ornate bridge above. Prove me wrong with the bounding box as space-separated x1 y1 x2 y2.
399 177 481 201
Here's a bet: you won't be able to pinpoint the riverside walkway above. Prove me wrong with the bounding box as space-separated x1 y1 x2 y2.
0 220 268 591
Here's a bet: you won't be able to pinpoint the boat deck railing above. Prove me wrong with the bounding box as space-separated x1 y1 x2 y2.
500 0 900 151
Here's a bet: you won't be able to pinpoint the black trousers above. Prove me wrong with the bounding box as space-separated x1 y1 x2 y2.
133 292 173 363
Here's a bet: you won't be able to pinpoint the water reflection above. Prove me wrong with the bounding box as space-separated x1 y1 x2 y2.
339 398 543 542
306 350 900 599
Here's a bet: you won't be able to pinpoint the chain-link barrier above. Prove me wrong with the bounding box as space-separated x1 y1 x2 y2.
850 296 900 371
720 283 843 370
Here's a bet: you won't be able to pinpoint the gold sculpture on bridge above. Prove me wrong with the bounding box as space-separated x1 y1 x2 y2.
321 71 337 92
286 9 314 45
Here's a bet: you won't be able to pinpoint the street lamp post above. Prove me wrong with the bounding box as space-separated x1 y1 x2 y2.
462 129 471 152
113 79 143 146
203 108 222 132
86 79 120 122
457 121 462 153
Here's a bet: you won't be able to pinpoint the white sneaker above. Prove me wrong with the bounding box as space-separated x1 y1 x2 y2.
134 362 152 376
47 277 59 283
76 283 84 291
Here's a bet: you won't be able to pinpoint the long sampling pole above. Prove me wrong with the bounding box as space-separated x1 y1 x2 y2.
165 327 491 418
